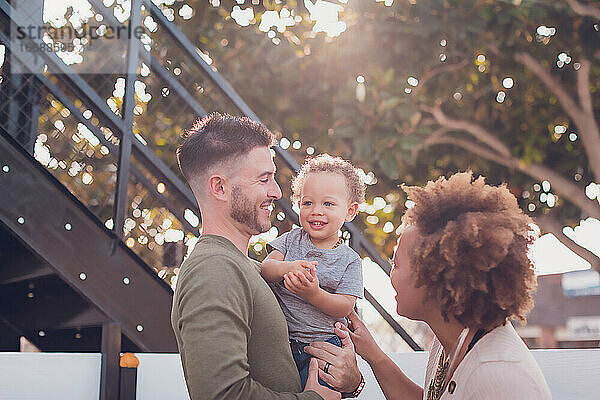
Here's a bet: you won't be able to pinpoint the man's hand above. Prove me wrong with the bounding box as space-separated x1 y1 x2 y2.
304 322 362 393
283 267 320 300
304 358 341 400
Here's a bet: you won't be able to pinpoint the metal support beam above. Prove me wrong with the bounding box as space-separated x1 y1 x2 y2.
145 0 257 120
0 224 54 285
112 0 141 241
16 69 200 234
0 274 110 331
349 228 363 254
0 316 20 351
26 75 40 151
119 354 139 400
87 0 207 119
0 130 177 352
0 4 198 216
0 0 421 350
5 72 21 143
100 322 121 400
120 366 138 400
364 290 422 351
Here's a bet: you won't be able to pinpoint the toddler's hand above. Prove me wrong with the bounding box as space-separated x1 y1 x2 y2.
287 260 317 282
284 267 319 300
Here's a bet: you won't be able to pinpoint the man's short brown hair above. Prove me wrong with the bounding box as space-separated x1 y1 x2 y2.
291 154 366 204
177 112 275 184
401 172 537 330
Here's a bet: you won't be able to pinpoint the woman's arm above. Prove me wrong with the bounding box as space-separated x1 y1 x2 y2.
343 312 423 400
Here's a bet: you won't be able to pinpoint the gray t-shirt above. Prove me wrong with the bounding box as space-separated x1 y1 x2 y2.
267 227 364 342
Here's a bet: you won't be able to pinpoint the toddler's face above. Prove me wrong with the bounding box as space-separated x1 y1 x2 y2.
298 172 357 248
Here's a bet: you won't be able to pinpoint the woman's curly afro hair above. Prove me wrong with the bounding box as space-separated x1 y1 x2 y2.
401 172 538 330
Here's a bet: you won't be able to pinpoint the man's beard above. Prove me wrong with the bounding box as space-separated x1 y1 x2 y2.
230 185 271 234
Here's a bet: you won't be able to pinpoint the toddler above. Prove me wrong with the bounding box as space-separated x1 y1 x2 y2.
261 153 365 389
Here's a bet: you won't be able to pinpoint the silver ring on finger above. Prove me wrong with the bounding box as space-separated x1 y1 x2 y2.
324 362 331 374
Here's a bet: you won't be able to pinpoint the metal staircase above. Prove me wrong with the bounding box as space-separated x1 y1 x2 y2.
0 0 421 397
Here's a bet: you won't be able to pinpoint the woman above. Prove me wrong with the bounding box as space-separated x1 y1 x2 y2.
306 172 551 399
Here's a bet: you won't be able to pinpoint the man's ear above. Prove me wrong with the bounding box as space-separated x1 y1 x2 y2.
207 175 228 201
345 202 359 222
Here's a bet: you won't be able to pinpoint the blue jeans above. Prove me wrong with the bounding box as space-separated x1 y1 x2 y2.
290 335 342 390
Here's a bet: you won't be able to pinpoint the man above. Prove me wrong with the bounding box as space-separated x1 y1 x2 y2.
171 113 361 399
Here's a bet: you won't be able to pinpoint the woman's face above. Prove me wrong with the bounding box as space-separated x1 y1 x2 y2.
390 225 427 320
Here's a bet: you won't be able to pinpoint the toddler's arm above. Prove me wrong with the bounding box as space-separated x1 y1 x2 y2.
284 271 357 318
261 250 317 283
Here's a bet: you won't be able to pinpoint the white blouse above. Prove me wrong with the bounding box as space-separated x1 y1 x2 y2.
423 322 551 399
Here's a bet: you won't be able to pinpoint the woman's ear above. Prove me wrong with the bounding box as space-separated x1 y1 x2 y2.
345 202 359 222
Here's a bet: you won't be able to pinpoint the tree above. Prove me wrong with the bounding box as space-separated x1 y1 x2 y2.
11 0 596 352
22 0 598 278
332 0 600 271
165 0 600 272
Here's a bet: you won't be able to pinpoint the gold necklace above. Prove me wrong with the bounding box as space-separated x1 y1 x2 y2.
427 351 449 400
331 237 344 249
427 327 469 399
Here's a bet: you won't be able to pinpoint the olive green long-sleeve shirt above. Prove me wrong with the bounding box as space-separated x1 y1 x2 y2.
171 234 322 400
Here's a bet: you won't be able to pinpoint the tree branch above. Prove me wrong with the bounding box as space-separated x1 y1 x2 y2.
427 135 513 168
565 0 600 20
514 52 581 123
418 59 469 91
515 54 600 180
577 59 594 115
536 215 600 273
574 59 600 180
411 127 447 160
420 132 600 219
523 164 600 219
420 103 512 158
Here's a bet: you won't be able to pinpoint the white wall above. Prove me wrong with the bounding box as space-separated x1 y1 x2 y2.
0 353 101 400
1 349 599 399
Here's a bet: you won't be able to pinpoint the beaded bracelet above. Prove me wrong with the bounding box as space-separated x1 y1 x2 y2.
342 374 365 398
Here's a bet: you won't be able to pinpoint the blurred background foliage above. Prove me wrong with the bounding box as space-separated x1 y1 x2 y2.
149 0 600 268
19 0 599 281
5 0 597 352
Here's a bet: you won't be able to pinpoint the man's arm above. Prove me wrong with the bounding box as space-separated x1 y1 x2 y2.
174 255 322 400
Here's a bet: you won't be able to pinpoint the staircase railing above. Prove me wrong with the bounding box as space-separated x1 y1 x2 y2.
0 0 422 351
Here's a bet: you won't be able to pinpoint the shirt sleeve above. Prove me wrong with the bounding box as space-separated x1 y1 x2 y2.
267 229 292 256
334 257 364 298
173 255 322 400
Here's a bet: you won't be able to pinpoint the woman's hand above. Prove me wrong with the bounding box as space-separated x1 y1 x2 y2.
342 312 424 400
304 358 341 400
340 311 384 364
304 321 362 393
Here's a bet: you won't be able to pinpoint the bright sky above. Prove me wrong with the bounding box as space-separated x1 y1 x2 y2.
531 217 600 275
